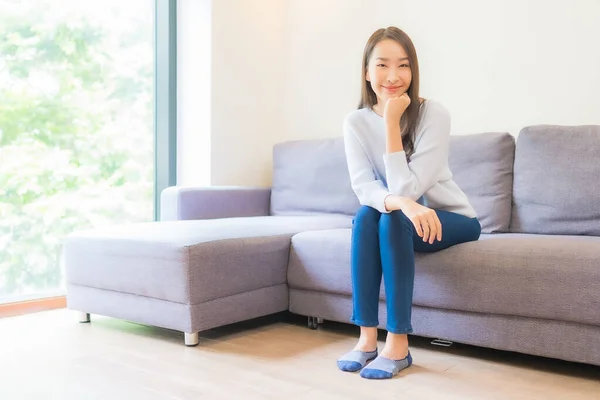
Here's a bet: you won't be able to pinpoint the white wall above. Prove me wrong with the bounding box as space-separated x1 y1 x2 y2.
284 0 600 140
178 0 600 187
178 0 285 187
210 0 285 186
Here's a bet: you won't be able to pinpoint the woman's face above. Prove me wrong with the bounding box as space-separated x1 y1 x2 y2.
366 39 412 106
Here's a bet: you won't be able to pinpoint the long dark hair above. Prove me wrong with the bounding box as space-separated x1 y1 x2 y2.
358 27 421 158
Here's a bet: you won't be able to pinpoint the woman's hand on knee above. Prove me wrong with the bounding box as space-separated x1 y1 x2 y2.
395 198 442 243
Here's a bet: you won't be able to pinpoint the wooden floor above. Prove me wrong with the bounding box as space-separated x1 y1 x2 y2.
0 310 598 400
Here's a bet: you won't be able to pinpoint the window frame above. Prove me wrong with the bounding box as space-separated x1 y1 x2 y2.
154 0 178 221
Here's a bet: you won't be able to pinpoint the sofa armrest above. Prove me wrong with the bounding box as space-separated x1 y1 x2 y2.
160 186 271 221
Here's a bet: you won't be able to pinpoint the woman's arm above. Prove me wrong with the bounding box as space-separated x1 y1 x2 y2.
383 101 451 200
343 116 393 213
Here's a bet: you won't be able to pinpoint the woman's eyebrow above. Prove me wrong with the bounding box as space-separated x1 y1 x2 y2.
376 57 409 62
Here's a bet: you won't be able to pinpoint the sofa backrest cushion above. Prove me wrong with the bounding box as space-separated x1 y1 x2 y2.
270 133 516 228
510 125 600 236
448 132 515 233
270 137 360 216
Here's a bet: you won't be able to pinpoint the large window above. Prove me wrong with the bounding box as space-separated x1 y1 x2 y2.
0 0 164 303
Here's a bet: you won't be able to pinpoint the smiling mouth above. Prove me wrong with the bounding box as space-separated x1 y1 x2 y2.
382 86 401 91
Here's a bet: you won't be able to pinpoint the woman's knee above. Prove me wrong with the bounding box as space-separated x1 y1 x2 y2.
353 205 380 226
469 218 482 241
380 210 414 231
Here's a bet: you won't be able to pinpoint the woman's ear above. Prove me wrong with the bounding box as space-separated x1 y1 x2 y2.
366 70 370 82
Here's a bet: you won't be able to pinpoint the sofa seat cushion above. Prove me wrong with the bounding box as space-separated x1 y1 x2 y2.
288 230 600 326
65 215 352 305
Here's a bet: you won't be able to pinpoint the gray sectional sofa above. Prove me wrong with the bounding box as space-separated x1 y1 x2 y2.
64 125 600 366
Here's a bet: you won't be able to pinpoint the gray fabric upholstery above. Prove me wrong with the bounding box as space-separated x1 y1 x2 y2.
288 230 600 326
448 132 515 233
288 290 600 367
68 283 288 334
64 215 352 305
510 125 600 235
67 284 194 332
161 186 271 221
270 134 515 228
270 137 361 216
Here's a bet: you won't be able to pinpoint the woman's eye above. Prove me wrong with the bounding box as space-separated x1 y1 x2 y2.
400 64 410 68
377 64 386 67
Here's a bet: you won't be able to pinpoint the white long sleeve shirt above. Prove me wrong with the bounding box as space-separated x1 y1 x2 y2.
343 99 477 218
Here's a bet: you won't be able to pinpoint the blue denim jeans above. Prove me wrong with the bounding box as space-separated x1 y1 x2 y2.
350 205 481 334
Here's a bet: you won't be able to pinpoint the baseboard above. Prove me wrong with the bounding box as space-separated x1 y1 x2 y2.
0 296 66 318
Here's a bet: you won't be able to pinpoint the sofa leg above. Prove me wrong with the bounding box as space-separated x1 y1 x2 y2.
308 316 318 330
78 312 91 323
317 317 324 324
185 332 199 346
